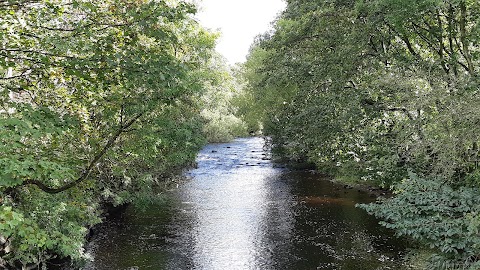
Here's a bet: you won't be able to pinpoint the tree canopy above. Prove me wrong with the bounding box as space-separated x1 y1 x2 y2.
0 0 247 268
240 0 480 268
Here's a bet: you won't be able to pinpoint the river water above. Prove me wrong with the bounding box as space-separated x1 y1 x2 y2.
83 137 407 270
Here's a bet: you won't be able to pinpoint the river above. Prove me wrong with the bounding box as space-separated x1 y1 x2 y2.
83 137 407 270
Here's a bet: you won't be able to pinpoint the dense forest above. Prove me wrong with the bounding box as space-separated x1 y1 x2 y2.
239 0 480 269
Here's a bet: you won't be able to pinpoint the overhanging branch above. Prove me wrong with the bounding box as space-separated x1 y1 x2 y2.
22 113 143 194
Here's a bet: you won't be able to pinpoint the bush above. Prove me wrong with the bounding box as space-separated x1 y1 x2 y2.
359 172 480 269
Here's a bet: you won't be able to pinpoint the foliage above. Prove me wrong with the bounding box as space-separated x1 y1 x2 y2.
242 0 480 181
0 0 221 267
240 0 480 268
198 54 248 142
360 173 480 269
236 46 299 134
201 111 247 143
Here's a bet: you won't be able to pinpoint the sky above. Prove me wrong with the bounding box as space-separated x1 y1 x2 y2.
195 0 286 64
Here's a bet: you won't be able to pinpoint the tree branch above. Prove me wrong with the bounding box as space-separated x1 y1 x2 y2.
459 1 474 75
22 113 144 194
1 49 79 60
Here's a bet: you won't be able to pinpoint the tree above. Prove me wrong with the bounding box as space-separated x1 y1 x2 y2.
240 0 480 267
0 0 216 267
197 53 248 142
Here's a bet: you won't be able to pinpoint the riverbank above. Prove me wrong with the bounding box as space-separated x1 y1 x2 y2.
274 157 393 199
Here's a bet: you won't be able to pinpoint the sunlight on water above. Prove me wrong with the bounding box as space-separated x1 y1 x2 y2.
184 138 276 269
84 137 408 270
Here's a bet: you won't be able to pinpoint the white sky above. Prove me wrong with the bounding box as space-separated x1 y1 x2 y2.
195 0 286 64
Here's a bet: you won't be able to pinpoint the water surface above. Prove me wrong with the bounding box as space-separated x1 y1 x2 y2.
84 137 407 270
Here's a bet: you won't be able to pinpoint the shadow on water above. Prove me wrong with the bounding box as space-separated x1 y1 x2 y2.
83 137 408 270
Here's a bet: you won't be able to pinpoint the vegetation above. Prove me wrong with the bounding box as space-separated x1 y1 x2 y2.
198 54 248 142
3 0 480 268
0 0 246 268
240 0 480 268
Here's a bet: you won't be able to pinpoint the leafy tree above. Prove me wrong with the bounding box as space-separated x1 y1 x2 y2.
0 0 217 267
197 53 247 142
240 0 480 267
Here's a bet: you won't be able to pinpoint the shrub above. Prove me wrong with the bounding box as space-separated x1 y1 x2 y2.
359 172 480 269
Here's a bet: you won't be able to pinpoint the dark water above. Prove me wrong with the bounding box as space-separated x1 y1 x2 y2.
83 137 407 270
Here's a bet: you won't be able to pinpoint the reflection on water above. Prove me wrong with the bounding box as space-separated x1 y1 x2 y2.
83 137 407 270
